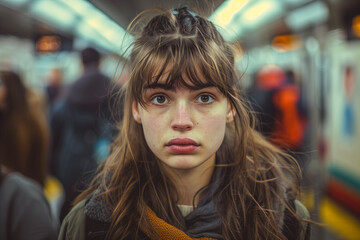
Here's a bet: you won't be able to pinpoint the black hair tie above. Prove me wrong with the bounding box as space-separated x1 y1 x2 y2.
172 6 197 18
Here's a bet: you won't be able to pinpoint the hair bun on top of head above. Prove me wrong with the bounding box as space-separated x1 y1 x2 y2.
142 6 200 37
171 6 199 35
171 6 197 17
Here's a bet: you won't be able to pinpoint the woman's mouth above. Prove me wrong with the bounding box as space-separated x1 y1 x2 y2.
165 138 200 154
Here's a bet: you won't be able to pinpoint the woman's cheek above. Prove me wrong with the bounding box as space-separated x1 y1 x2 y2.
143 116 163 140
202 114 227 136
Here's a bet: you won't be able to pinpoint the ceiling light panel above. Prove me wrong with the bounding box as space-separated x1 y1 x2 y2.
30 0 77 30
285 1 329 31
210 0 249 28
210 0 284 42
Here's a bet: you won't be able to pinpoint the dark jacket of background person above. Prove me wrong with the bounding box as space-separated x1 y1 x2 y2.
0 71 49 186
49 47 115 221
0 165 58 240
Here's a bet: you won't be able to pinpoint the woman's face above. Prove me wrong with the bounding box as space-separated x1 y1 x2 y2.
132 75 233 172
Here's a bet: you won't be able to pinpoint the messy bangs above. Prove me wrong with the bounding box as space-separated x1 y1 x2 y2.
129 35 235 106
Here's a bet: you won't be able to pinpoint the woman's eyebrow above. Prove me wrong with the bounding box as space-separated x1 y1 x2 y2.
144 83 215 91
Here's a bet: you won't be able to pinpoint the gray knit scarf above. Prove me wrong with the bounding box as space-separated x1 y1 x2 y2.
84 168 287 239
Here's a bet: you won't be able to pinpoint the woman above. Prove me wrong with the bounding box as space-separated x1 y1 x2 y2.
0 71 49 186
59 7 310 240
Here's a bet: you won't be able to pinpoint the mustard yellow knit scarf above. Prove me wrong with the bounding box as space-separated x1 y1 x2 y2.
141 206 217 240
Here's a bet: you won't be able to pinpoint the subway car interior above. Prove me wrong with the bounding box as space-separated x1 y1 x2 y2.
0 0 359 239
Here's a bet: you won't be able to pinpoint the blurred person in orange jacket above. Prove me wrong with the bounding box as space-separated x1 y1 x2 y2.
270 69 308 151
247 66 308 166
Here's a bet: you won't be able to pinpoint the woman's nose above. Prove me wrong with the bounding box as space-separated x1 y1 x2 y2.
171 101 194 131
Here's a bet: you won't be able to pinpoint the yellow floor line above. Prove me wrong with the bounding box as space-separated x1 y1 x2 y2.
320 198 360 240
43 176 64 202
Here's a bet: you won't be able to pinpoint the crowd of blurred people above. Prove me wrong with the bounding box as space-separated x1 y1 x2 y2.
0 47 118 239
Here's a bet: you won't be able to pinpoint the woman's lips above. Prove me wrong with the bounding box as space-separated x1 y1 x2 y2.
165 138 200 154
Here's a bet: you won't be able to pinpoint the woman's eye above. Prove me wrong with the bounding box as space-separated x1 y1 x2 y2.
197 94 214 104
151 95 169 105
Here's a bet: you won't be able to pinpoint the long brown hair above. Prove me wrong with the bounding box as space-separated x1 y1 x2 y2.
0 71 49 186
76 7 303 239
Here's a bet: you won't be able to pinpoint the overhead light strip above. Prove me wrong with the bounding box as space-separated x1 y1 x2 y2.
1 0 134 55
210 0 283 42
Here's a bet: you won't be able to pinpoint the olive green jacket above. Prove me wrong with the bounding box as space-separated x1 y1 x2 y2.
58 199 86 240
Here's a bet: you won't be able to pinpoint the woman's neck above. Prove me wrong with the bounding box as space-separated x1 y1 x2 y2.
165 155 216 206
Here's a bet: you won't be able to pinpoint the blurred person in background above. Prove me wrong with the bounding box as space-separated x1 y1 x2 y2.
0 70 49 186
0 164 58 240
247 66 308 169
46 67 64 111
49 47 115 222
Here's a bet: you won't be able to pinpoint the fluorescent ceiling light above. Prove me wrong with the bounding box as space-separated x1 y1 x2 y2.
240 0 283 28
285 1 329 31
210 0 249 28
30 0 76 30
61 0 133 55
210 0 283 42
76 21 111 51
26 0 133 55
76 22 99 42
209 0 250 41
282 0 311 7
0 0 29 6
60 0 94 16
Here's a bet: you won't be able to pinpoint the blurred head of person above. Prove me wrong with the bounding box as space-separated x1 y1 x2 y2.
256 64 286 90
0 71 27 113
81 47 101 69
